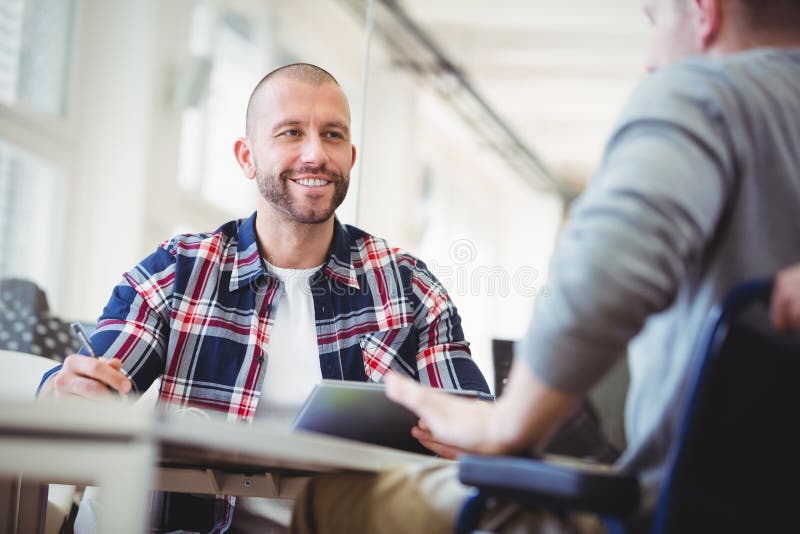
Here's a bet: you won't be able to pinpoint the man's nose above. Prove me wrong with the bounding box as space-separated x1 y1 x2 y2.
300 135 329 165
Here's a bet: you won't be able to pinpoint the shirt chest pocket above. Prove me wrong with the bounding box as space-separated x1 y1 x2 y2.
360 325 416 382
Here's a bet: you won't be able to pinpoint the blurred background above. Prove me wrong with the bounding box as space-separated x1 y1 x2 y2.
0 0 648 409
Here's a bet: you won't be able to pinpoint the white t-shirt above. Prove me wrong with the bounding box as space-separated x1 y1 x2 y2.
253 260 323 424
239 261 323 529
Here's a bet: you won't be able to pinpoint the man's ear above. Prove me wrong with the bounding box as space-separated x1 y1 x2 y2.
350 144 357 170
234 137 256 180
694 0 722 49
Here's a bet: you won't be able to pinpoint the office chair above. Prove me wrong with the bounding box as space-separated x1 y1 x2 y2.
455 279 800 533
0 278 82 361
491 339 514 397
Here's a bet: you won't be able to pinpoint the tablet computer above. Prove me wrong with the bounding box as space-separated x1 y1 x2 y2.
291 380 493 455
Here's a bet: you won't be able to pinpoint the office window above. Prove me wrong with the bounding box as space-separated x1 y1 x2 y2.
0 0 75 306
0 141 64 296
0 0 75 116
176 0 268 215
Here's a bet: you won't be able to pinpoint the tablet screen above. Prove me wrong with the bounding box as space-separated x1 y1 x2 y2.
291 380 493 455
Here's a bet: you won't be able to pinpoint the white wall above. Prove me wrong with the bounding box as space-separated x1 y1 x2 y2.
59 0 159 320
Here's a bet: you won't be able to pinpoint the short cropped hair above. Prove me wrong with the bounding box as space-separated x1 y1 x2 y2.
673 0 800 29
735 0 800 31
245 63 342 137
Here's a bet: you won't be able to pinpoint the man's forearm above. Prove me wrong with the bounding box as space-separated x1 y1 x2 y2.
486 359 583 455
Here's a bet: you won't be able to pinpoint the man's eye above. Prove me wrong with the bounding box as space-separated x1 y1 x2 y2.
324 131 344 139
282 129 301 137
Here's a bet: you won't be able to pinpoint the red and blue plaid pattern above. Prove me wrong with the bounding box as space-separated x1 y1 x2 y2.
41 212 488 532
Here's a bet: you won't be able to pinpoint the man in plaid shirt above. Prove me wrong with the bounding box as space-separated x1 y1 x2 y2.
38 63 489 532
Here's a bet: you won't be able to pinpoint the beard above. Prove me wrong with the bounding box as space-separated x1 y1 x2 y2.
256 164 349 225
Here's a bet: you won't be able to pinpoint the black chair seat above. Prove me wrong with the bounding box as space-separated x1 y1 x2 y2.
458 454 639 517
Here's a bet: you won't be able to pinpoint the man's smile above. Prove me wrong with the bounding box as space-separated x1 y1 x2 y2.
291 177 332 188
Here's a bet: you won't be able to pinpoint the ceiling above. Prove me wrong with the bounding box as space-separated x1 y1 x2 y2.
395 0 652 191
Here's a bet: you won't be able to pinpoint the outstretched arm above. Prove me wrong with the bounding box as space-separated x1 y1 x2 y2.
386 359 582 457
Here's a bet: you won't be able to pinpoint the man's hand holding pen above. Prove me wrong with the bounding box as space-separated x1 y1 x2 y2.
38 322 132 400
45 355 132 400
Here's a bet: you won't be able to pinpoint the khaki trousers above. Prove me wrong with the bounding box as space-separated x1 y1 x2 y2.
290 463 605 534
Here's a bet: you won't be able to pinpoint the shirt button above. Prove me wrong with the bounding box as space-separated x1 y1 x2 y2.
257 356 265 364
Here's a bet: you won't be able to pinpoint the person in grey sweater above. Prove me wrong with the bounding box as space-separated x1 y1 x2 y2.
288 0 800 532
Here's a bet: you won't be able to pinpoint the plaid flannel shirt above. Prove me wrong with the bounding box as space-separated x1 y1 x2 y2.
41 212 488 532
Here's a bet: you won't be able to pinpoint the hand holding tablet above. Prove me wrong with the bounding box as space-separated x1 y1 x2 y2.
291 380 493 455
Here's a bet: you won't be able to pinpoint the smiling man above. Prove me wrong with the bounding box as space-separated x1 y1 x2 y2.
240 66 353 233
289 1 800 533
38 63 489 533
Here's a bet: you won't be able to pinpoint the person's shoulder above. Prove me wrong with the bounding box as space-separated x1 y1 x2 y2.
604 54 762 164
158 218 241 258
342 223 421 271
622 49 799 125
343 225 454 304
619 56 729 123
125 219 244 297
716 46 800 77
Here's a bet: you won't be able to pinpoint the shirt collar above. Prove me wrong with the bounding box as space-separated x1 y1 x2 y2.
229 212 264 292
323 218 360 290
229 213 360 292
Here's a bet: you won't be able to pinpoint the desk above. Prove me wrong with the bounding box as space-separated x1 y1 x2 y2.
0 400 449 533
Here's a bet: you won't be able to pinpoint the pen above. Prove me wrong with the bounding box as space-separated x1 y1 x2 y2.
70 321 122 396
70 321 99 358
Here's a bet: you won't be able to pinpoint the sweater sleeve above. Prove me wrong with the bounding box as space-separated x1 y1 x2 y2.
518 65 737 393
